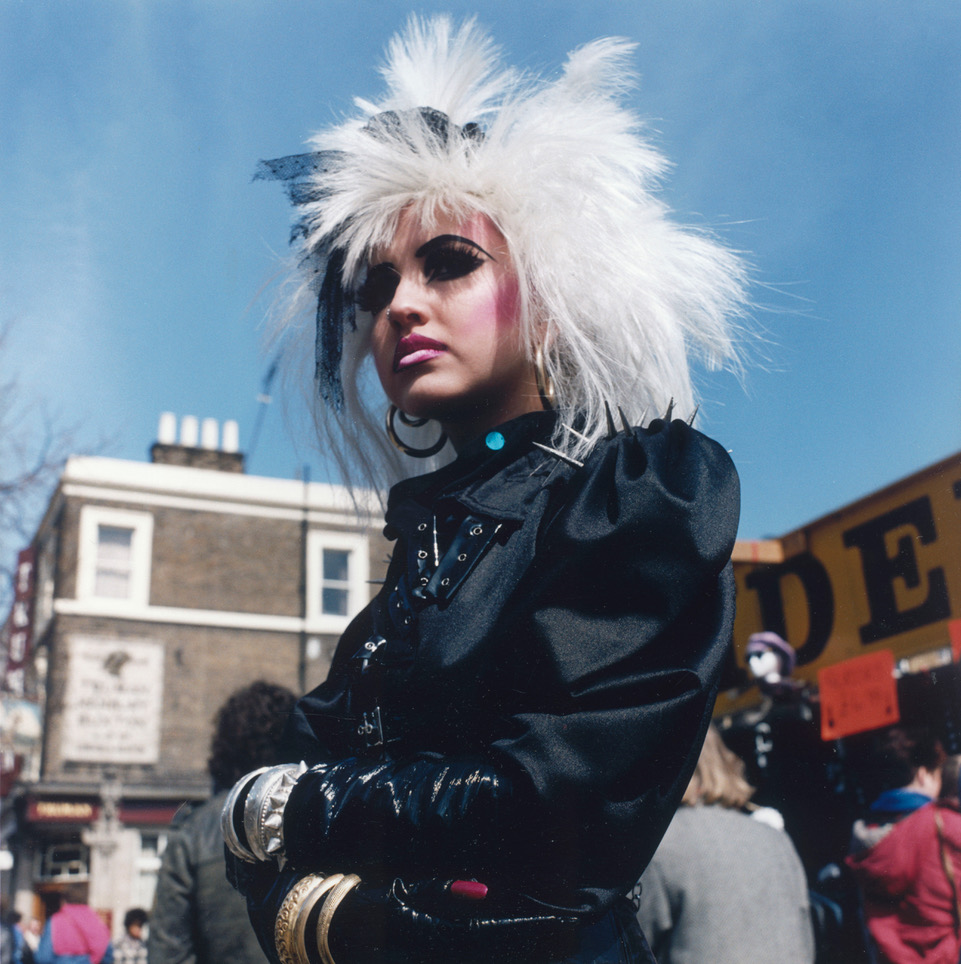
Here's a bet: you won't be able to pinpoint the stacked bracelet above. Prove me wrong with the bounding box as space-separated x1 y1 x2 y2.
242 761 308 862
273 872 362 964
221 761 307 864
316 874 362 964
221 766 270 862
275 873 342 964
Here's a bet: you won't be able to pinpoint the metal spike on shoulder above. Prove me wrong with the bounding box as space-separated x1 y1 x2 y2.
663 398 675 422
533 441 584 468
687 405 699 426
617 406 632 434
604 401 618 440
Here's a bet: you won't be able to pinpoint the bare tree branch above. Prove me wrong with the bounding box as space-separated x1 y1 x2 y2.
0 321 109 611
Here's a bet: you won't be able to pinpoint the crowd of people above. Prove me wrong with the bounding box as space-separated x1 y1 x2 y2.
0 887 143 964
3 683 959 964
632 720 961 964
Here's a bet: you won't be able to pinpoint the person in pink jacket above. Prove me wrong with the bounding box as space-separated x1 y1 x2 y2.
846 754 961 964
34 890 112 964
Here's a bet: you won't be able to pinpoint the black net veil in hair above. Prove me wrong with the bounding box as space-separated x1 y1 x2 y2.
254 108 484 411
254 152 353 410
207 681 297 791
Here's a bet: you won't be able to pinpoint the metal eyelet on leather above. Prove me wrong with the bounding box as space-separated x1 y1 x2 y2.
417 523 427 531
457 553 467 562
470 525 483 536
417 550 428 559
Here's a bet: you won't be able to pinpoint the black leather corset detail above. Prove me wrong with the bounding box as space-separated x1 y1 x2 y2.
388 510 503 637
348 508 507 757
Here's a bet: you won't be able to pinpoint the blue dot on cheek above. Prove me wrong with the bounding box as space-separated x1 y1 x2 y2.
485 431 506 451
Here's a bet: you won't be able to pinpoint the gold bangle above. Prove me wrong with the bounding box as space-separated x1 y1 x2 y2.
275 873 340 964
316 873 362 964
293 875 343 964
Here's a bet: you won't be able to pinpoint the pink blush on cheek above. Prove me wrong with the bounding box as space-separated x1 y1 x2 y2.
492 275 522 330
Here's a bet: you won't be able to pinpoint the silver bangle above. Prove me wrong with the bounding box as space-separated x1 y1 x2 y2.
243 761 308 862
221 766 270 863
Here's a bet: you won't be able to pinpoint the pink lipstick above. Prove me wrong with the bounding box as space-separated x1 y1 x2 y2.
394 333 446 372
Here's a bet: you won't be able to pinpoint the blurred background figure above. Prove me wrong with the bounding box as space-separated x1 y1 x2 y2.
635 724 814 964
849 726 945 855
113 910 147 964
1 908 33 964
746 631 802 700
23 918 43 958
34 888 112 964
147 681 295 964
846 755 961 964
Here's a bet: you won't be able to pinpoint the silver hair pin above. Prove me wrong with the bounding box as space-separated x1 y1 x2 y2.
532 442 584 468
561 422 591 443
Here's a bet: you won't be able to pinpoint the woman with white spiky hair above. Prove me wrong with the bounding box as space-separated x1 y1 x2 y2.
223 16 746 964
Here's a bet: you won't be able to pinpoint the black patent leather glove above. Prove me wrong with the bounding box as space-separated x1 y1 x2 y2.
282 755 514 878
327 878 581 964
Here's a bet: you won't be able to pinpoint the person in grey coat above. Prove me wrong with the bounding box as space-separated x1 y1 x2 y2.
147 682 295 964
635 725 815 964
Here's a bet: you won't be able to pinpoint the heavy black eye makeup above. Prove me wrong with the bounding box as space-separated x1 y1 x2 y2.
355 263 400 314
356 234 496 314
417 234 495 284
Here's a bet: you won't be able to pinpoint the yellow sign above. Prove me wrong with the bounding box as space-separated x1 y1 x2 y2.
34 801 94 820
718 452 961 715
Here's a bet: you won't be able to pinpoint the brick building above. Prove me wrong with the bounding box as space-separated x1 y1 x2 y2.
1 415 389 935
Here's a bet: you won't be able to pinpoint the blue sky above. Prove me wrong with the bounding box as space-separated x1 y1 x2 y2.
2 0 959 542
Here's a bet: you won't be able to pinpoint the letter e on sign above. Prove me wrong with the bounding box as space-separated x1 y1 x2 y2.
818 649 899 740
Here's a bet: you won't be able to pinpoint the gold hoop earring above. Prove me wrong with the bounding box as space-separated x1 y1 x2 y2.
385 405 448 458
534 345 556 410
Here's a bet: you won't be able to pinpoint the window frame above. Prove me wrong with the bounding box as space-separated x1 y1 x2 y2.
76 506 154 608
305 530 369 634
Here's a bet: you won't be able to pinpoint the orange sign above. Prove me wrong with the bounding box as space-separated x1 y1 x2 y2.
818 649 899 740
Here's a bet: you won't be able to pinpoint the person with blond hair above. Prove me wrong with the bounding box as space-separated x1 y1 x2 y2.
221 16 748 964
635 726 815 963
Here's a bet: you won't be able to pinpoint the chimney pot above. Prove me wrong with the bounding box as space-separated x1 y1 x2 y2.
181 416 199 448
222 420 240 453
200 418 219 450
158 412 177 444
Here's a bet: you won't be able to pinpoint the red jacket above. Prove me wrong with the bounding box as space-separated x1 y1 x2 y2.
847 801 961 964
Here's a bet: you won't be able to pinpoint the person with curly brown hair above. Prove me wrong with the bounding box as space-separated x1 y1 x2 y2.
148 682 296 964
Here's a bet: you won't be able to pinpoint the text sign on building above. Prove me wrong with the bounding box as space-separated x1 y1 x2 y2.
2 548 36 697
62 637 164 764
733 455 961 672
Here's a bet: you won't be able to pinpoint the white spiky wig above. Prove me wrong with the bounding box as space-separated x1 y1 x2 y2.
261 15 748 495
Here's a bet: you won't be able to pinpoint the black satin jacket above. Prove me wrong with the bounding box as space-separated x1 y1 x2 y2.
279 410 739 923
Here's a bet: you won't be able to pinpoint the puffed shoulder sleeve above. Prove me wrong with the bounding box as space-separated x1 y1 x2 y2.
490 417 739 913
